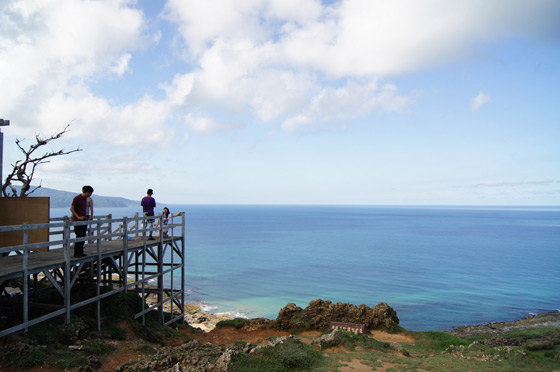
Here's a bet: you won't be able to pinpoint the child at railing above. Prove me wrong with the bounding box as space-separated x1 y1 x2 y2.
155 207 184 238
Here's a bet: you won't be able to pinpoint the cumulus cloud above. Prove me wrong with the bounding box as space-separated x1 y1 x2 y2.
184 113 240 135
0 0 158 142
282 80 409 132
2 0 560 144
111 53 132 76
165 0 560 77
161 0 560 133
471 92 491 111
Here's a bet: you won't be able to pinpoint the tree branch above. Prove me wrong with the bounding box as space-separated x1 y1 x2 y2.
2 123 82 197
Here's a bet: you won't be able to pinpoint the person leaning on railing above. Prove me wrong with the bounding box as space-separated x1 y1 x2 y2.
155 207 184 238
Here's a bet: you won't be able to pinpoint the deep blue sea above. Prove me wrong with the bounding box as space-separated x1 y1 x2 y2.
51 204 560 331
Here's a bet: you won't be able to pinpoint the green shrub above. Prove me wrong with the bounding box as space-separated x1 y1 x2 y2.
216 318 249 329
418 331 469 351
229 338 323 372
85 339 116 355
107 326 126 340
25 321 59 344
330 330 391 351
15 349 48 369
135 344 157 355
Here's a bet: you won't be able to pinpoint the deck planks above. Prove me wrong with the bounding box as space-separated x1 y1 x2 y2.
0 236 179 281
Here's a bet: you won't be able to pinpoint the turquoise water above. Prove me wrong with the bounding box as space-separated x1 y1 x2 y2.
51 204 560 330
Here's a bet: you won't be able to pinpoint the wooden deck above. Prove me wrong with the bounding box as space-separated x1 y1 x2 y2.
0 214 186 338
0 236 180 281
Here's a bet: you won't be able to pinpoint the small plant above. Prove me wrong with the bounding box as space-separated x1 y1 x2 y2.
25 321 59 344
15 349 48 369
85 339 116 355
418 331 469 351
107 326 127 341
136 344 157 355
328 330 391 351
216 318 249 329
229 338 323 372
290 327 304 335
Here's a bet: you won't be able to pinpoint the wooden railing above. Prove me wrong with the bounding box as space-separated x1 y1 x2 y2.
0 213 186 337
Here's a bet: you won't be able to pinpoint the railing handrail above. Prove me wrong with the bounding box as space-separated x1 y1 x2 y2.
0 213 185 255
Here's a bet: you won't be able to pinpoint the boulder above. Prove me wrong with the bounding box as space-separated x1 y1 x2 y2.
275 302 303 329
275 299 399 331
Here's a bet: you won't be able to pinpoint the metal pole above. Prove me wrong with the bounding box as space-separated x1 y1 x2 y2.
181 212 185 324
123 217 129 293
158 237 164 324
0 119 10 191
64 217 72 324
23 223 29 332
96 219 102 331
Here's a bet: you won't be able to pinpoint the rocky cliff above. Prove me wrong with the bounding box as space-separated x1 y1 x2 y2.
275 298 400 331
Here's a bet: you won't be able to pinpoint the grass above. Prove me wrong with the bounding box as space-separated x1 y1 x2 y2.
85 339 117 355
319 330 391 352
106 325 127 340
229 337 324 372
216 317 250 329
415 330 470 351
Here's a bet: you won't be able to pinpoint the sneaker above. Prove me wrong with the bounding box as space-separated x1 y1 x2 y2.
74 253 87 258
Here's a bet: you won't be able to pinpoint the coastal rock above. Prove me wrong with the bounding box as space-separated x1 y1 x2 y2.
57 319 89 344
451 312 560 338
275 299 399 331
242 317 275 330
114 339 249 372
311 330 341 350
275 303 303 329
183 303 234 332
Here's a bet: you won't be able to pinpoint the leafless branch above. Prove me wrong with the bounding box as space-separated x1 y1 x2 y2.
2 123 82 197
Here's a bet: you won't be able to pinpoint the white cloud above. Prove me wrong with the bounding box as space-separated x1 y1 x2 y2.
161 0 559 133
111 53 132 76
282 80 409 131
184 113 240 135
0 0 155 141
2 0 560 148
37 86 172 145
471 92 491 111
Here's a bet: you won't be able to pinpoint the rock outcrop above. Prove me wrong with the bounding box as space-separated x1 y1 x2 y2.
275 298 399 331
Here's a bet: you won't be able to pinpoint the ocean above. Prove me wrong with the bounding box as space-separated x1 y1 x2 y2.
51 204 560 331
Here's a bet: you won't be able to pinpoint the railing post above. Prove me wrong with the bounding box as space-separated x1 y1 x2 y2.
181 212 186 324
158 238 164 324
22 223 29 332
96 220 102 331
63 216 72 324
123 217 128 294
135 212 139 237
107 214 113 241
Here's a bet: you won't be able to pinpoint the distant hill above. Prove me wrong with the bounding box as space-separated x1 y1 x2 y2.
5 186 138 208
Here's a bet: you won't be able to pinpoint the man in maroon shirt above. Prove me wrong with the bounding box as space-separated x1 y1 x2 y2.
70 185 94 257
141 188 156 240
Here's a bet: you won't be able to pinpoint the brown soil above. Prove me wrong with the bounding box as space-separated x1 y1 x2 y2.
1 325 413 372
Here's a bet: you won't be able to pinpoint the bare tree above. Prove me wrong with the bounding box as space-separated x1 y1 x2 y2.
2 123 82 197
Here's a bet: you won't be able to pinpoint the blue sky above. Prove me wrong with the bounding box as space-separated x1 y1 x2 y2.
1 0 559 205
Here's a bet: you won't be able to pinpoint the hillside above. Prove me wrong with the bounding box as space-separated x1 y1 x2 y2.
0 294 558 372
5 186 137 208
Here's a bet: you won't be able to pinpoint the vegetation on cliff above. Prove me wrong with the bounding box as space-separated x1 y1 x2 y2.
0 290 558 372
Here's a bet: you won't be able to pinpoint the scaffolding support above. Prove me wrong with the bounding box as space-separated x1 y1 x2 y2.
0 214 186 338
